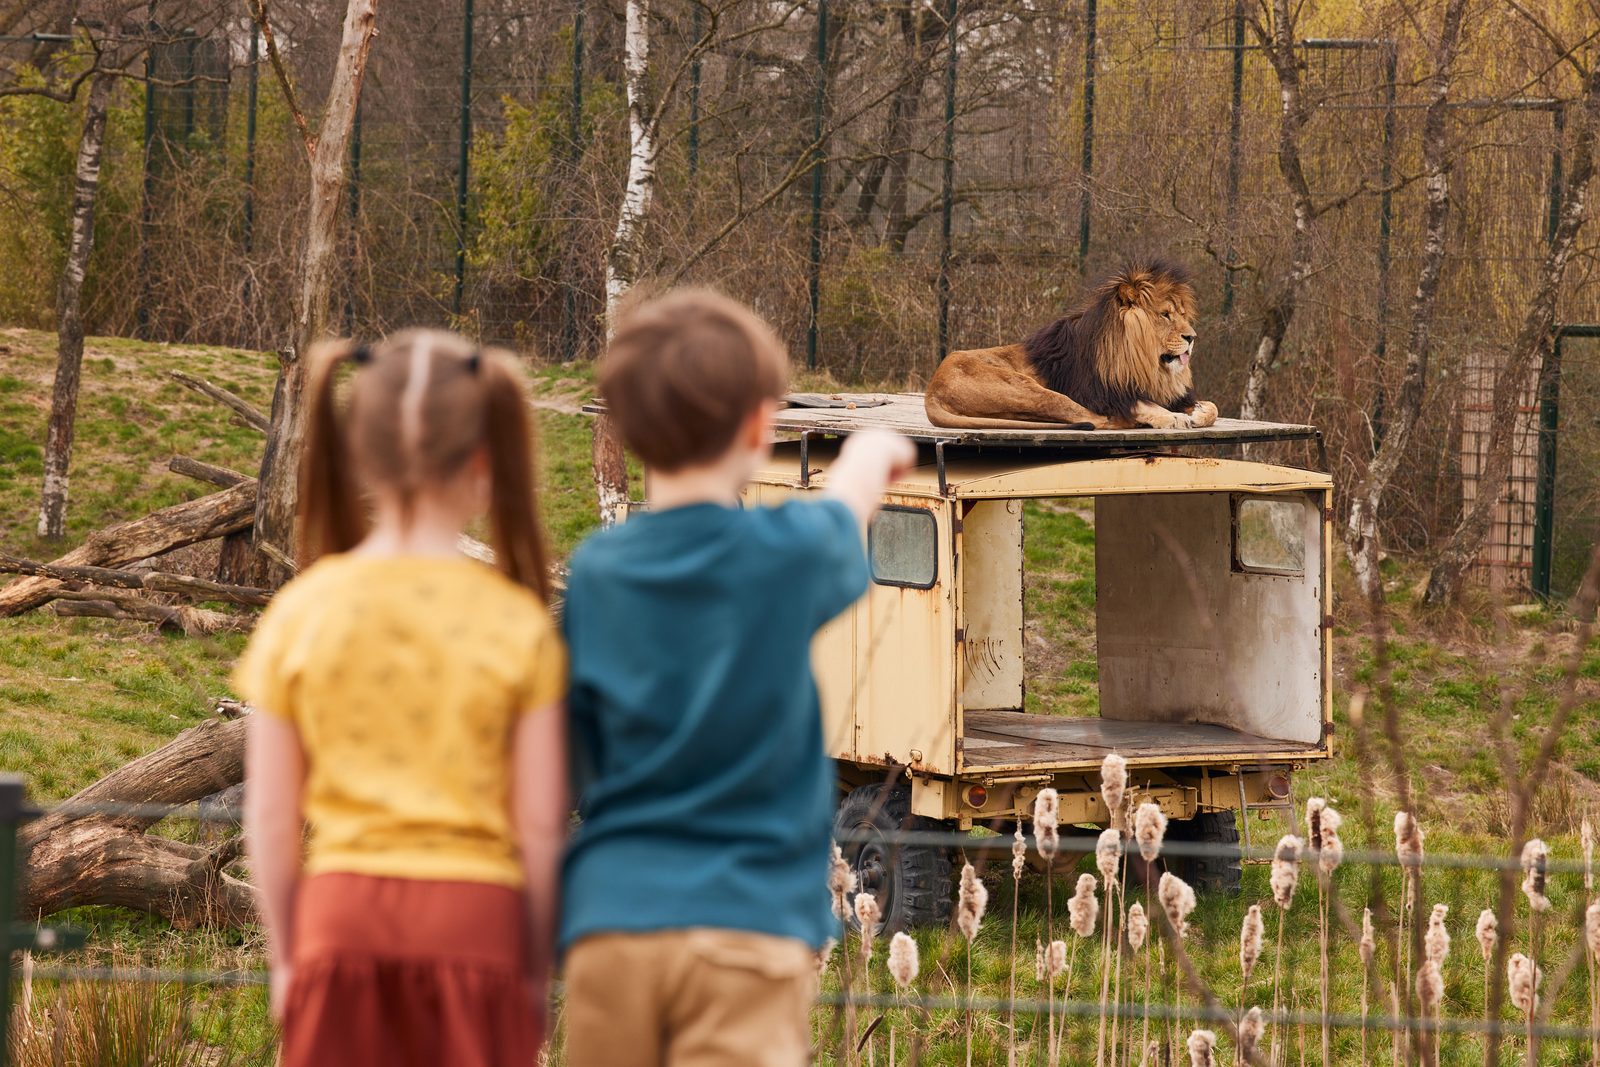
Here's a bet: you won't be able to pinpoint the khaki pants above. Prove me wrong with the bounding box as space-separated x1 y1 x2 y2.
562 929 816 1067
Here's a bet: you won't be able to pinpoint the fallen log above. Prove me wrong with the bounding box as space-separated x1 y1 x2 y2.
0 482 257 617
168 455 252 489
18 716 254 928
0 552 271 607
168 371 270 433
49 588 249 635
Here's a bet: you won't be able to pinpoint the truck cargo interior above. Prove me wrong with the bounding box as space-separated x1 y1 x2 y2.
957 490 1327 771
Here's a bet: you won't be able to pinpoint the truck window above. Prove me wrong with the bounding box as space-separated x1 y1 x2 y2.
1233 496 1305 576
869 506 937 588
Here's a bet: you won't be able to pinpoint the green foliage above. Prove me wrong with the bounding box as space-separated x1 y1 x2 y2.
468 41 624 291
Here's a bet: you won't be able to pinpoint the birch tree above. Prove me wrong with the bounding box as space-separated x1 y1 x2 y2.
250 0 379 579
1238 0 1315 422
1343 0 1468 602
37 70 114 540
591 0 655 529
1424 36 1600 608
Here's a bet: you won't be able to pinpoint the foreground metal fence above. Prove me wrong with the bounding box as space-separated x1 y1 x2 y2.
7 770 1600 1065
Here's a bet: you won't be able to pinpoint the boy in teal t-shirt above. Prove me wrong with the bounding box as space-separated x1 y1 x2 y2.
560 289 914 1067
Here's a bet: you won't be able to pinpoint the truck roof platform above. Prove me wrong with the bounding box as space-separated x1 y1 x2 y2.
773 392 1319 449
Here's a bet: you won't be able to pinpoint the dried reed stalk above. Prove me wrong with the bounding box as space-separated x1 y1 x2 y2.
1268 834 1301 1067
1393 812 1424 1067
1096 827 1122 1067
1010 825 1025 1067
888 930 918 1067
1036 788 1060 1062
1360 907 1375 1064
958 862 987 1067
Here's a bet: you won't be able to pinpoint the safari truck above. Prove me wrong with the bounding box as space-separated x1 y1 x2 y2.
752 394 1334 929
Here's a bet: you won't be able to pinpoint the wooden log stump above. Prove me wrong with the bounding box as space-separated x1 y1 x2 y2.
17 716 254 928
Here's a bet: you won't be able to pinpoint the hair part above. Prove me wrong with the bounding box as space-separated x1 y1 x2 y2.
297 328 552 601
599 288 789 473
1022 258 1198 418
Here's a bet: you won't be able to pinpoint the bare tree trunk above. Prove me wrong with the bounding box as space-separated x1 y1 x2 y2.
593 0 656 528
1239 0 1315 422
252 0 379 580
37 72 113 541
1424 61 1599 608
1343 0 1468 603
0 482 256 616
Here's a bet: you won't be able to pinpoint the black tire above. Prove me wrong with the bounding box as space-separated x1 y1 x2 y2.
833 784 954 932
1166 809 1243 897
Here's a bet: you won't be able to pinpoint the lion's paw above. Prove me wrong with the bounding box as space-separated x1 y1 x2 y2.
1191 400 1219 428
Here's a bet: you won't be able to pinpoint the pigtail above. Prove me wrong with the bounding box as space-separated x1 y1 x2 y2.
480 352 552 602
296 340 367 567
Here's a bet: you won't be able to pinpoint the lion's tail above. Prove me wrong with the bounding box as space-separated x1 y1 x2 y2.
923 392 1091 431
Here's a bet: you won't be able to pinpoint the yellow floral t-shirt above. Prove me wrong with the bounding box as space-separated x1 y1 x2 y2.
231 554 566 888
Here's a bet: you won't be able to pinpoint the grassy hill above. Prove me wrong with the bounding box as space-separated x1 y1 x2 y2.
3 329 1600 1064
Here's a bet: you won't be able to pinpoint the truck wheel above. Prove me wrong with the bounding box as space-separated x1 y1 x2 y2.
833 784 954 932
1166 810 1243 897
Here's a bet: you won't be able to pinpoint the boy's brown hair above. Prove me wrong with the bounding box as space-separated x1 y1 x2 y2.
599 289 789 472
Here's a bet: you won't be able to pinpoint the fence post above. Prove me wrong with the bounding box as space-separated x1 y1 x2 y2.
136 1 158 340
343 100 362 335
452 0 474 321
1220 0 1244 317
0 776 22 1067
562 0 585 362
806 0 828 371
242 22 259 323
1532 105 1567 600
935 0 957 363
688 3 702 180
1370 41 1398 447
1076 0 1096 270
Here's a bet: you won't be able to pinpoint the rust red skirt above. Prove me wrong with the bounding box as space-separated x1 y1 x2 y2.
281 873 542 1067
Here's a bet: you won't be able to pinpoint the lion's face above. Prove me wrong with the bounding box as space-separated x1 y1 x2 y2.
1105 268 1200 403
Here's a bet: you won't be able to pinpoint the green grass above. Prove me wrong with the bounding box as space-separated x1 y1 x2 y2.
4 330 1600 1063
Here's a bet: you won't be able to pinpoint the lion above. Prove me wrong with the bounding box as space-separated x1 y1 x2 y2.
924 259 1219 431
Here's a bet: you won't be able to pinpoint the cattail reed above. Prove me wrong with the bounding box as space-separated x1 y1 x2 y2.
1009 826 1025 1067
1035 789 1061 1062
1128 903 1149 952
1185 1029 1216 1067
1510 948 1541 1058
958 863 987 1067
855 892 881 963
1050 939 1068 977
1070 873 1100 938
1035 789 1061 861
1156 872 1195 939
1094 828 1121 1067
1520 838 1551 913
1036 938 1046 982
1360 907 1375 1063
816 937 836 977
1270 835 1301 910
1309 802 1342 1067
1317 807 1344 878
1096 828 1121 885
1476 909 1498 960
830 842 857 922
888 931 918 1067
1476 908 1498 1021
1238 1006 1265 1062
1424 903 1450 965
1101 753 1128 831
888 931 917 989
1240 903 1265 985
1393 809 1424 1067
1134 802 1167 863
1267 835 1299 1067
1416 958 1444 1067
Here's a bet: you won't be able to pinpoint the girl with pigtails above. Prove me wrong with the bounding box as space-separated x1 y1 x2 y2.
236 330 568 1066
